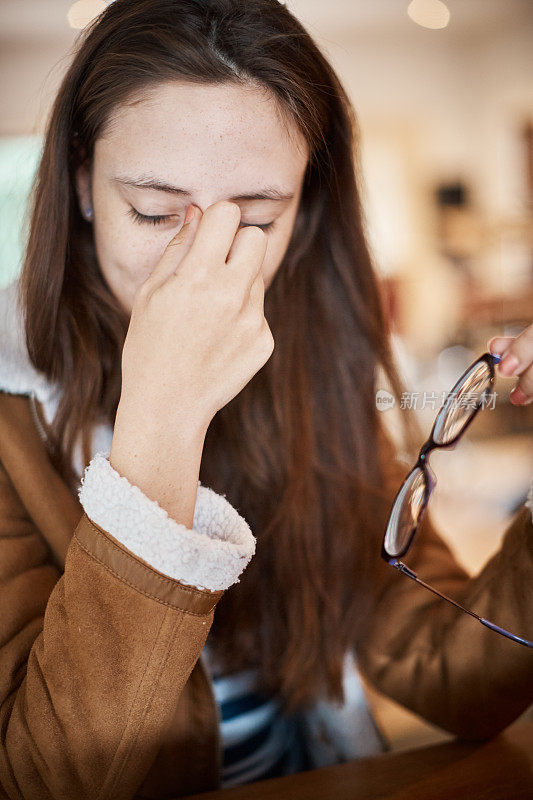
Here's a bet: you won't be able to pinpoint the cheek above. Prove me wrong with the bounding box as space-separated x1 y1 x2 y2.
92 180 174 281
94 214 171 285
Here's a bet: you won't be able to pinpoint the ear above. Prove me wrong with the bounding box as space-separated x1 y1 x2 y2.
75 162 94 221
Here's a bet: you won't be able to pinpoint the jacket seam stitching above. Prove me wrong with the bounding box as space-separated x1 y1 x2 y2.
105 612 186 798
80 515 221 599
73 534 216 617
105 608 188 797
96 607 171 800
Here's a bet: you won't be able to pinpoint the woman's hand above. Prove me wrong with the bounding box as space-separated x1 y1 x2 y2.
118 199 274 433
488 324 533 406
109 200 274 526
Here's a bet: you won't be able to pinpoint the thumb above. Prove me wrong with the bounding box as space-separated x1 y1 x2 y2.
487 336 515 356
147 203 202 289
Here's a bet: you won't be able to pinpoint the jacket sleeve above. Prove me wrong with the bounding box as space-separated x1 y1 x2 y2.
0 450 255 800
356 460 533 742
77 451 255 591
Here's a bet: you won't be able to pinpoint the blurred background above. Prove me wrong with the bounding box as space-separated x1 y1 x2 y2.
1 0 532 752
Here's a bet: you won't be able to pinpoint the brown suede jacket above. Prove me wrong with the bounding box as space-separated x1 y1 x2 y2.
0 390 532 800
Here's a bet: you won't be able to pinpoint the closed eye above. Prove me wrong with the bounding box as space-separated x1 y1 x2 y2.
239 221 275 231
127 206 275 231
128 207 171 226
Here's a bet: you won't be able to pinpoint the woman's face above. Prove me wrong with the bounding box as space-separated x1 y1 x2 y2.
75 80 309 315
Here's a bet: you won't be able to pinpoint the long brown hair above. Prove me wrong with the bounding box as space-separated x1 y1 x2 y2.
19 0 421 711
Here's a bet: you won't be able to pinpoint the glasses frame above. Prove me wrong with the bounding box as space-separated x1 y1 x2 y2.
381 351 533 648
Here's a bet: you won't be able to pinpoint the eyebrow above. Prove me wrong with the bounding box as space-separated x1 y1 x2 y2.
111 173 294 202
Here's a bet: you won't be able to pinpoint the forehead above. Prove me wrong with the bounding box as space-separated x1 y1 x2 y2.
96 80 309 191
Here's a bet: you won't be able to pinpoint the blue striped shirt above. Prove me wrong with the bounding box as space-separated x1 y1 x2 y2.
202 645 305 788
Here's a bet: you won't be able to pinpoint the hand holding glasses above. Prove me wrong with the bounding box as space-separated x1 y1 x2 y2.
382 351 533 648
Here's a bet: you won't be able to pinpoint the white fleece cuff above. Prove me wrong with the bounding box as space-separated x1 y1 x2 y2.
77 452 256 592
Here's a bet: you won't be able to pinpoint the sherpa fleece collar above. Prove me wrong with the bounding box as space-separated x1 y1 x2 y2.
0 279 61 405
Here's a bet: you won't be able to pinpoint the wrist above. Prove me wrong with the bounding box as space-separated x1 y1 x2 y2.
109 403 209 521
113 396 210 448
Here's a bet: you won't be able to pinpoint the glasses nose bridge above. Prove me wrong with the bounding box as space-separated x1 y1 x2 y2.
417 439 439 494
418 438 437 463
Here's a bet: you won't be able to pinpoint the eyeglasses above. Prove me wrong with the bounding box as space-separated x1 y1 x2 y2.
381 351 533 648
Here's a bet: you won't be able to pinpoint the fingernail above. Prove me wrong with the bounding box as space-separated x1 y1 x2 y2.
510 386 532 405
499 354 519 376
184 204 195 224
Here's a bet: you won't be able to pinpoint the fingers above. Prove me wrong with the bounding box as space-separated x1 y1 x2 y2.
144 203 203 291
509 347 533 405
226 225 268 294
247 269 266 313
187 201 242 265
487 336 515 356
509 380 533 405
136 198 267 341
139 202 264 302
489 323 533 405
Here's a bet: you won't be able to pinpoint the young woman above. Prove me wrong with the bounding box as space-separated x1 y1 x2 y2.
0 1 532 797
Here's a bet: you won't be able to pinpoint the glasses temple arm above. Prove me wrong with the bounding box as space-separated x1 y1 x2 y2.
390 560 533 648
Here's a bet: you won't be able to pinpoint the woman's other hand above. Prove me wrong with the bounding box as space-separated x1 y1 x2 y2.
488 324 533 406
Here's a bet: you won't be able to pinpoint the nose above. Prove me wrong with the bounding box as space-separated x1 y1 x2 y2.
188 197 241 217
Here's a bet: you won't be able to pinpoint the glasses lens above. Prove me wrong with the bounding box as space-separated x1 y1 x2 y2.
432 360 492 445
384 467 427 557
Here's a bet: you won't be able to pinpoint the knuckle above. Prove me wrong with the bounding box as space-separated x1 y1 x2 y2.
249 278 264 300
249 284 265 310
239 300 262 331
246 275 265 302
260 323 275 353
135 278 153 303
236 300 255 326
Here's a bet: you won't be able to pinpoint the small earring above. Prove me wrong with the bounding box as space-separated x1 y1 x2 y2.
84 206 94 221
